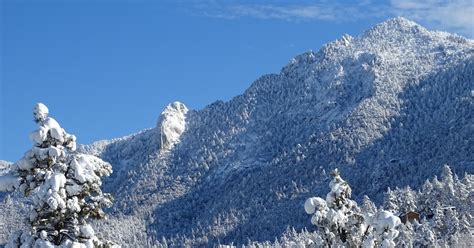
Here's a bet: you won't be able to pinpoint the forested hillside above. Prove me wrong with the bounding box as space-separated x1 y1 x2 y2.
1 18 472 247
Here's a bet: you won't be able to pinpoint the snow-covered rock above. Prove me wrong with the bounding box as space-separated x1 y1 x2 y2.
157 101 188 151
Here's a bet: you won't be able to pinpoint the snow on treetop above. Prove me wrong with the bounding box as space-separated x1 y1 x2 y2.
33 103 49 122
304 197 326 215
29 103 77 151
1 103 114 247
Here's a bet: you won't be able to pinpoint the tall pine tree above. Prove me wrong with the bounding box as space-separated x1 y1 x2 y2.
1 103 116 248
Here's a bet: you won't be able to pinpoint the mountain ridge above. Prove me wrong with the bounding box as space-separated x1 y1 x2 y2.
86 17 473 244
1 17 473 246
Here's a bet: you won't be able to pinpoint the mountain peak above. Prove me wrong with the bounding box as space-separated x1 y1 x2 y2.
362 17 428 39
377 17 422 31
383 16 419 27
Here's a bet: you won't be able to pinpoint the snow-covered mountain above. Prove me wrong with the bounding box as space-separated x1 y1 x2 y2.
1 17 473 246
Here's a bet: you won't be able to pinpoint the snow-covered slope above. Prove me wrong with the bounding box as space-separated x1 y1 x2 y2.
1 18 473 246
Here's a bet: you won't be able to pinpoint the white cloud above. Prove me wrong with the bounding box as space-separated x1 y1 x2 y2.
390 0 474 36
196 0 473 37
200 2 383 22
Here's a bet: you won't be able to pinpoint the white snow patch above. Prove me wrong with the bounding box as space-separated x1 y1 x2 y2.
370 210 401 234
304 197 326 214
29 117 64 145
33 103 49 122
70 154 107 184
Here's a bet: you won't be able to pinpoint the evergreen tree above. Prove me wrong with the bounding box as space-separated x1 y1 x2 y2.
397 187 417 214
413 223 436 248
440 165 455 205
394 221 414 248
0 103 115 248
383 188 399 214
305 169 401 247
443 207 460 244
418 179 434 216
360 195 377 218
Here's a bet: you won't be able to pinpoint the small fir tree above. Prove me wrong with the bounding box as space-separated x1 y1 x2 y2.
305 169 401 248
0 103 115 248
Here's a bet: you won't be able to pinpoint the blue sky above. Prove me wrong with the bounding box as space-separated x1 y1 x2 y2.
1 0 473 161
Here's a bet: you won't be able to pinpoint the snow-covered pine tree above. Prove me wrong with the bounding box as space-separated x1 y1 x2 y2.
417 179 434 216
440 165 456 206
454 172 470 214
412 222 436 247
396 186 417 215
0 103 116 248
383 188 399 214
394 221 414 248
304 169 363 246
360 195 377 218
304 169 401 248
